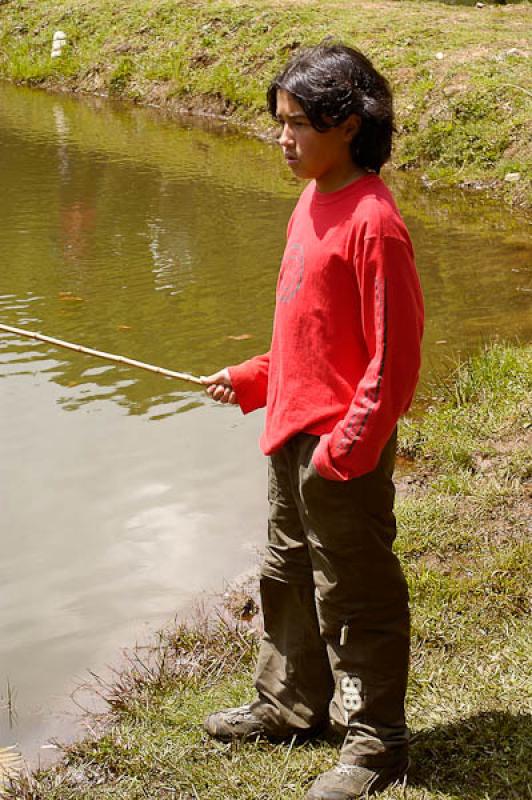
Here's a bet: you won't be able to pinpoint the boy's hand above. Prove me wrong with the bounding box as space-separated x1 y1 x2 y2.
201 368 238 405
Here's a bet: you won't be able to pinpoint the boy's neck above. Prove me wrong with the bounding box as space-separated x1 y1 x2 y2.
315 164 368 194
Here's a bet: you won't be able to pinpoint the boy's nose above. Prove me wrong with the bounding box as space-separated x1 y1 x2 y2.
279 123 294 147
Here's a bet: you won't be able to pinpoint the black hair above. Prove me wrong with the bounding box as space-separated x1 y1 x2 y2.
267 42 395 174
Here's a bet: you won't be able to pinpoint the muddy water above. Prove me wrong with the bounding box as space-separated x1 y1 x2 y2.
0 82 530 763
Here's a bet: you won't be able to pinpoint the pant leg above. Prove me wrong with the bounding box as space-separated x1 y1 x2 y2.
253 441 334 735
299 431 410 768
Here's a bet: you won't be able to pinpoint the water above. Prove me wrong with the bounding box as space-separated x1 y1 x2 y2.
0 82 530 764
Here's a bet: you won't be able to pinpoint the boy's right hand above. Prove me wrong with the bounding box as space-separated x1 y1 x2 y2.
200 368 238 405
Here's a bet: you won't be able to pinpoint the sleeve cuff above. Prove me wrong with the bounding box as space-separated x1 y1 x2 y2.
311 435 350 481
228 361 266 414
312 433 380 481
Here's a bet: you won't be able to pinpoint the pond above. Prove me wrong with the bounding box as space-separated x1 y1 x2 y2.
0 82 530 765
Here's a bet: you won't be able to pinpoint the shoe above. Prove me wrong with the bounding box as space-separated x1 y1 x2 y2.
204 703 325 743
304 759 409 800
203 704 267 742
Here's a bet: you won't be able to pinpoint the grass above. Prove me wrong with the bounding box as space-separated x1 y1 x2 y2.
5 341 532 799
0 748 22 794
0 0 530 207
400 341 531 471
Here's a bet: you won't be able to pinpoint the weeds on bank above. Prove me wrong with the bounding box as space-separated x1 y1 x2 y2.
0 0 530 206
6 341 531 799
400 342 531 469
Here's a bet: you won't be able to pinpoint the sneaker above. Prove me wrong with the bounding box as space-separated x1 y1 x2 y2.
304 759 409 800
203 704 267 742
203 703 325 743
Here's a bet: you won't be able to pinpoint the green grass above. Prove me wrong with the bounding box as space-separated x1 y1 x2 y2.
400 341 532 471
0 0 530 207
6 341 532 799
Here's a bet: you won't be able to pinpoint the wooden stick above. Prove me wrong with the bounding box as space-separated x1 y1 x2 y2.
0 323 203 385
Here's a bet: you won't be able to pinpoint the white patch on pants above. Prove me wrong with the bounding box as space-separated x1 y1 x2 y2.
341 675 362 724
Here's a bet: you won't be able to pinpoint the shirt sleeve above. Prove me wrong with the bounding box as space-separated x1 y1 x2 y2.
312 234 424 481
228 352 270 414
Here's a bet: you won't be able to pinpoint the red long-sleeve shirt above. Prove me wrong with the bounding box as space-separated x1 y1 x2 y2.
229 174 424 481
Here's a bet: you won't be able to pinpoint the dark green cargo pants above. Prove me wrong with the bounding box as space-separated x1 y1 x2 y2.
252 432 409 768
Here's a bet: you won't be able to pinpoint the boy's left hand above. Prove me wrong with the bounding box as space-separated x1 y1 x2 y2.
201 368 238 405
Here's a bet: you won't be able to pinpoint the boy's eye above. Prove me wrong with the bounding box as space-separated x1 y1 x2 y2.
276 117 307 125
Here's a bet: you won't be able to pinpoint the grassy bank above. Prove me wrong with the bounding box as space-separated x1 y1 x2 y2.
1 0 531 208
4 341 531 799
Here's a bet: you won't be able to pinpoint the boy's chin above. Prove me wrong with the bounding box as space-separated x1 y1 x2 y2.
286 162 312 180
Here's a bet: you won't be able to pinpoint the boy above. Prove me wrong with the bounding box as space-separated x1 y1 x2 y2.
201 42 424 800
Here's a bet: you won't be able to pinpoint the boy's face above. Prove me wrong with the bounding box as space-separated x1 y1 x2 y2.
275 89 361 193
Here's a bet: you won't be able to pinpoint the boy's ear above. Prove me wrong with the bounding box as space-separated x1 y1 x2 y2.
343 114 361 142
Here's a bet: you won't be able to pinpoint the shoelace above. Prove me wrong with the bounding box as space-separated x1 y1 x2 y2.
334 764 373 778
227 705 255 721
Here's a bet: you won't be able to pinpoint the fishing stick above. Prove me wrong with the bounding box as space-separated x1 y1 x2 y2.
0 323 203 385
